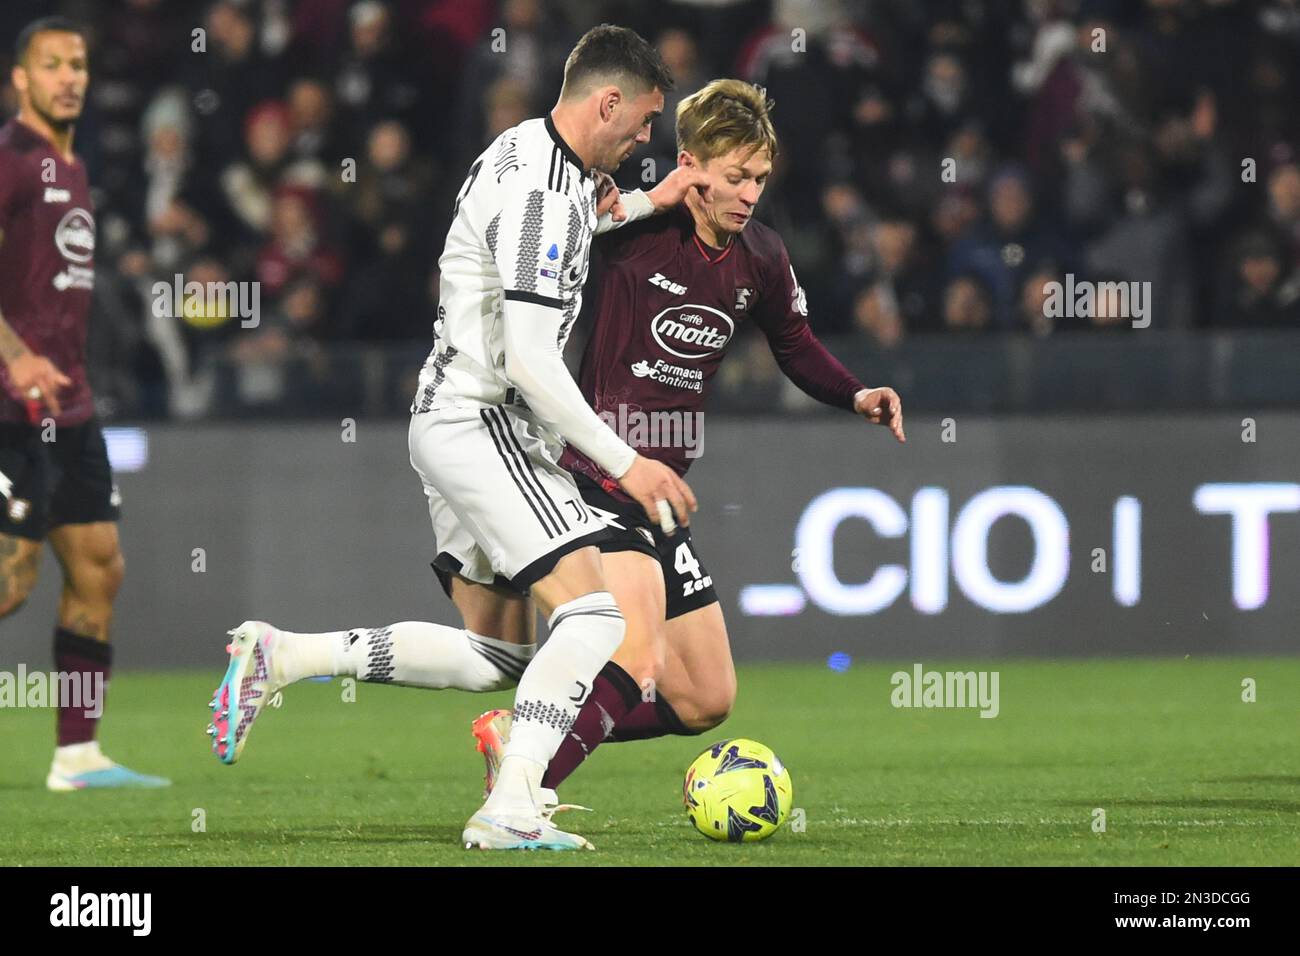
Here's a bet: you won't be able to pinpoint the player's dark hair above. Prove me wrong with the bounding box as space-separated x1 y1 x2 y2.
14 16 85 63
561 24 674 100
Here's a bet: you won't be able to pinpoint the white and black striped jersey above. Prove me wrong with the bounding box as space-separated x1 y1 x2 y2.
411 115 649 476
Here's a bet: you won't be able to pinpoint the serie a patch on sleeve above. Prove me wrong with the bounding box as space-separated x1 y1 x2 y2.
540 242 560 279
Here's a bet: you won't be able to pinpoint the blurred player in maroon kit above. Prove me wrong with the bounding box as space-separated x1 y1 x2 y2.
0 17 167 789
473 78 905 801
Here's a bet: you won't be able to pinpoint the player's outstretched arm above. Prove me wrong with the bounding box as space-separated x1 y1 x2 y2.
500 304 633 472
593 166 711 234
762 318 906 444
0 305 71 417
645 166 711 211
490 183 637 476
492 183 697 531
852 386 906 443
615 454 697 532
500 309 696 530
753 244 904 443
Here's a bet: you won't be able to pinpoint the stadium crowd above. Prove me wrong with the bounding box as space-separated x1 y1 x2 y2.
2 0 1299 418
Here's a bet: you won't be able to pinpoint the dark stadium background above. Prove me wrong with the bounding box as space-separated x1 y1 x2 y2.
3 0 1299 668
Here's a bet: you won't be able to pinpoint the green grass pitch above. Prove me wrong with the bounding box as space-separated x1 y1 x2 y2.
1 658 1297 866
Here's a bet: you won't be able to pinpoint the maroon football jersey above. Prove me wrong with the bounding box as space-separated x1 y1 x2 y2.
0 119 95 425
562 203 864 499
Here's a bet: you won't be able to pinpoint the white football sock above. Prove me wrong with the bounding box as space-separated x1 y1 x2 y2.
271 622 534 690
488 591 624 811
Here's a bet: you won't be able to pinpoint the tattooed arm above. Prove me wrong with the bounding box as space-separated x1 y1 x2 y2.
0 303 70 416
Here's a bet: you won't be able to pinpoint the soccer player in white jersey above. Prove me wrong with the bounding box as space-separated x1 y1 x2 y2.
208 25 708 850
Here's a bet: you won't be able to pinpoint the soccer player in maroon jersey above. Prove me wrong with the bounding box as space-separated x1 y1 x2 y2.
0 17 168 789
472 78 905 801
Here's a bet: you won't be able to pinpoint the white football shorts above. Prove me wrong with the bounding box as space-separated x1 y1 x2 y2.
408 402 610 592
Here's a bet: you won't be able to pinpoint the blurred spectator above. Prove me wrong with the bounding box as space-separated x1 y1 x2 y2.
1068 144 1195 328
930 188 981 248
662 0 768 78
141 88 206 271
229 279 332 410
1261 160 1300 269
221 100 328 237
908 50 975 147
455 0 570 163
339 221 432 341
287 77 340 164
948 164 1074 328
1018 263 1065 337
739 0 883 214
483 77 533 142
255 186 346 304
334 1 429 150
1217 232 1300 327
2 0 1297 420
338 118 434 261
636 29 707 187
146 196 211 274
1086 274 1141 331
143 255 240 419
943 275 994 332
182 1 283 185
853 284 904 350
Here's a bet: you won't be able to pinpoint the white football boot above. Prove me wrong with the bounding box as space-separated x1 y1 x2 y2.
47 741 170 791
461 805 594 851
470 709 592 820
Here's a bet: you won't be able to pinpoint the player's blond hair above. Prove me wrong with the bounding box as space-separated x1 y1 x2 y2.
676 79 778 165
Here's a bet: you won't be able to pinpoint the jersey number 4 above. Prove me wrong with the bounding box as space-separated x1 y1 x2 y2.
675 541 711 597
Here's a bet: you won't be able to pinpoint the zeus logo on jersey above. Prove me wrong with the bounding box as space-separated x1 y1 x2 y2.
43 187 71 203
651 304 733 359
648 272 687 295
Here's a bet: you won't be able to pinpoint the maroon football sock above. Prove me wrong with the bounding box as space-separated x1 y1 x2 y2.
541 660 642 790
53 627 111 747
605 694 697 742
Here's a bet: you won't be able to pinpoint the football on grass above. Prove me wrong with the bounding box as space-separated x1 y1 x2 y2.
683 738 793 842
